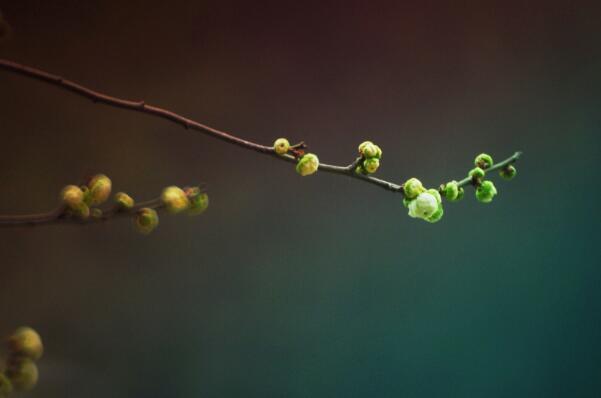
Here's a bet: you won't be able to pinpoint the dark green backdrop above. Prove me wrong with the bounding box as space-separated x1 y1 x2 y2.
1 1 600 397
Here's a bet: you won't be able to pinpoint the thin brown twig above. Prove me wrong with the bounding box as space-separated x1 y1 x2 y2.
0 58 522 228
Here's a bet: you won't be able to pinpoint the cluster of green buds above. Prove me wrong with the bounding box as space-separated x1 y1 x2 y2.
356 141 382 174
469 153 499 203
1 327 43 397
402 178 444 223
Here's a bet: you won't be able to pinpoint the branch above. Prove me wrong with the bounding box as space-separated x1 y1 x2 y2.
0 58 522 226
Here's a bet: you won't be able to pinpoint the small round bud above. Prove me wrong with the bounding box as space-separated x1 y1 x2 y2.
5 358 38 391
408 192 439 220
475 153 494 169
443 181 459 201
0 373 13 397
87 174 112 206
7 326 43 361
358 141 380 158
499 165 517 180
114 192 135 210
354 165 366 175
296 153 319 176
134 208 159 234
426 204 444 223
363 158 380 174
187 192 209 216
161 186 190 213
273 138 290 155
402 178 425 199
60 185 84 209
475 180 498 203
469 167 485 179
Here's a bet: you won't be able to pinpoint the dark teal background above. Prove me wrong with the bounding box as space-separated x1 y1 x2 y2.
1 1 600 397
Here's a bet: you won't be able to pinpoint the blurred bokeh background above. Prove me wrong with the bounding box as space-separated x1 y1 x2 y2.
1 1 600 397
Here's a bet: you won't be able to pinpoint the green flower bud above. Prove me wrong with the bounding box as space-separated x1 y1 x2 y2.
499 165 517 180
60 185 84 209
273 138 290 155
363 158 380 174
358 141 381 158
114 192 135 210
402 178 425 199
408 192 439 220
475 180 498 203
296 153 319 176
443 180 459 201
161 186 190 213
475 153 494 169
426 188 442 204
456 187 465 201
426 204 444 223
7 327 43 361
5 358 38 392
469 167 485 179
355 165 366 175
134 208 159 234
187 191 209 216
87 174 112 206
0 373 13 397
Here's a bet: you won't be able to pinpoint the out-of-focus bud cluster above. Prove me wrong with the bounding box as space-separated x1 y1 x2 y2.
1 326 44 397
58 174 209 234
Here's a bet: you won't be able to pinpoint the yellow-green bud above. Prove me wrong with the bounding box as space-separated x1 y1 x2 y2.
475 153 494 169
0 373 13 397
358 141 381 158
469 167 485 179
87 174 112 206
273 138 290 155
5 358 38 391
426 204 444 223
7 327 43 361
403 178 425 199
499 165 517 180
355 165 366 175
363 158 380 174
443 181 460 201
134 208 159 234
408 192 439 220
187 192 209 216
296 153 319 176
402 197 412 208
161 186 190 213
475 180 498 203
114 192 135 210
60 185 84 209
